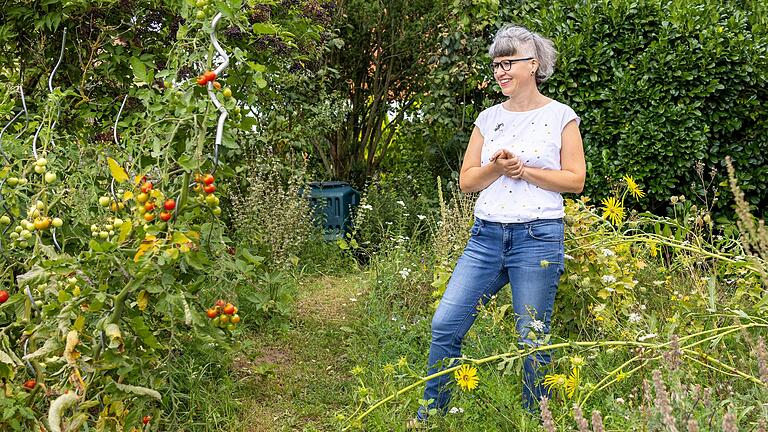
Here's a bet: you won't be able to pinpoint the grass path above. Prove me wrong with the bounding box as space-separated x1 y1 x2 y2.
237 273 368 432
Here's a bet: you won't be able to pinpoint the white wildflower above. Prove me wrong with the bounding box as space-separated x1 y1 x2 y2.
449 407 464 414
564 253 575 260
638 333 657 342
396 200 406 207
360 204 373 211
615 398 625 404
601 248 615 257
601 275 617 284
628 313 642 323
530 319 545 332
398 268 411 279
417 215 426 220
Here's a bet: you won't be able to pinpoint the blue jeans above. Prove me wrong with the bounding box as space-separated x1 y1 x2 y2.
419 217 564 416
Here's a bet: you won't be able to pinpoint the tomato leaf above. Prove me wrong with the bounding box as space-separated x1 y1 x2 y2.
107 157 129 183
129 316 163 350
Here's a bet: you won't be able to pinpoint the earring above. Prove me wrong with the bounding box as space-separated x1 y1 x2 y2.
530 70 535 75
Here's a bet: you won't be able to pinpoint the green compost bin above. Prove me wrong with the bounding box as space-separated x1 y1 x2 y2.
307 181 360 240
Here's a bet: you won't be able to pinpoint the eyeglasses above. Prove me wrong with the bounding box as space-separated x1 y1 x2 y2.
489 57 534 72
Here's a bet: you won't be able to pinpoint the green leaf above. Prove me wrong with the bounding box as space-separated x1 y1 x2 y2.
130 316 163 349
129 56 147 85
252 23 277 35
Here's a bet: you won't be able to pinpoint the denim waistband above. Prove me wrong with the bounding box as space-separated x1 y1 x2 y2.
476 217 563 228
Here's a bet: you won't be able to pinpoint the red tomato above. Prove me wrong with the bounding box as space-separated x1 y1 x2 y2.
203 174 215 185
0 290 9 303
215 299 226 308
204 70 217 82
206 308 219 318
144 202 156 212
203 185 216 194
23 379 36 390
223 303 235 315
141 182 153 193
143 415 152 425
197 76 207 86
164 199 176 211
159 211 172 222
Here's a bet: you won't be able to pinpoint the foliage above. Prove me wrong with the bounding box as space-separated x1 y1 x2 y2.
417 0 768 215
230 151 315 268
0 1 332 429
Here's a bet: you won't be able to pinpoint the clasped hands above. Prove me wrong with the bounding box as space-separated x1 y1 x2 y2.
490 149 526 179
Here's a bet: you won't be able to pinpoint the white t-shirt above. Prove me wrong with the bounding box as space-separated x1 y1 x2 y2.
472 99 580 223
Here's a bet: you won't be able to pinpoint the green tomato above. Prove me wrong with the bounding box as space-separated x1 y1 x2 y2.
226 323 236 331
18 178 27 186
0 215 10 225
34 165 46 174
36 201 45 211
9 232 19 240
52 218 63 228
113 218 124 228
6 177 18 187
99 196 111 207
99 231 109 239
35 158 47 166
44 172 57 184
212 206 222 216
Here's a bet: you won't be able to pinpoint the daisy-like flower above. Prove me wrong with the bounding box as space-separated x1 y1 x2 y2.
417 214 427 220
570 356 585 368
601 196 625 225
628 312 642 323
530 319 546 332
454 364 479 391
565 367 580 399
623 175 645 199
543 373 567 392
601 275 617 284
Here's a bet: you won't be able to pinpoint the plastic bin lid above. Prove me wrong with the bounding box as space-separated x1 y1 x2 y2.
308 181 351 188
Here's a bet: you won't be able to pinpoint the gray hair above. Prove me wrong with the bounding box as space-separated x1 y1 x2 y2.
489 25 557 84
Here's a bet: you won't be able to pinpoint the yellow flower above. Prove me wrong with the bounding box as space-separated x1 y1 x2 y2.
396 356 408 368
623 175 645 199
382 363 395 375
454 364 479 391
601 196 625 225
570 356 585 368
565 367 580 399
543 373 567 392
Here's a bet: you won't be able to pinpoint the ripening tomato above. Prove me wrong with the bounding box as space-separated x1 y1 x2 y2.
143 416 152 425
23 379 36 390
206 308 219 319
164 199 176 211
212 81 222 90
204 70 217 82
203 185 216 194
215 299 226 308
140 182 153 193
143 213 155 222
144 202 156 212
231 314 241 324
0 290 9 303
197 76 207 86
203 174 215 185
159 211 172 222
223 303 235 315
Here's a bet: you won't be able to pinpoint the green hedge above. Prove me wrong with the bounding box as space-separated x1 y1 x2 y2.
419 0 768 215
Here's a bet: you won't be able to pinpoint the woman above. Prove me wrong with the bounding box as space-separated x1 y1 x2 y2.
413 24 585 423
